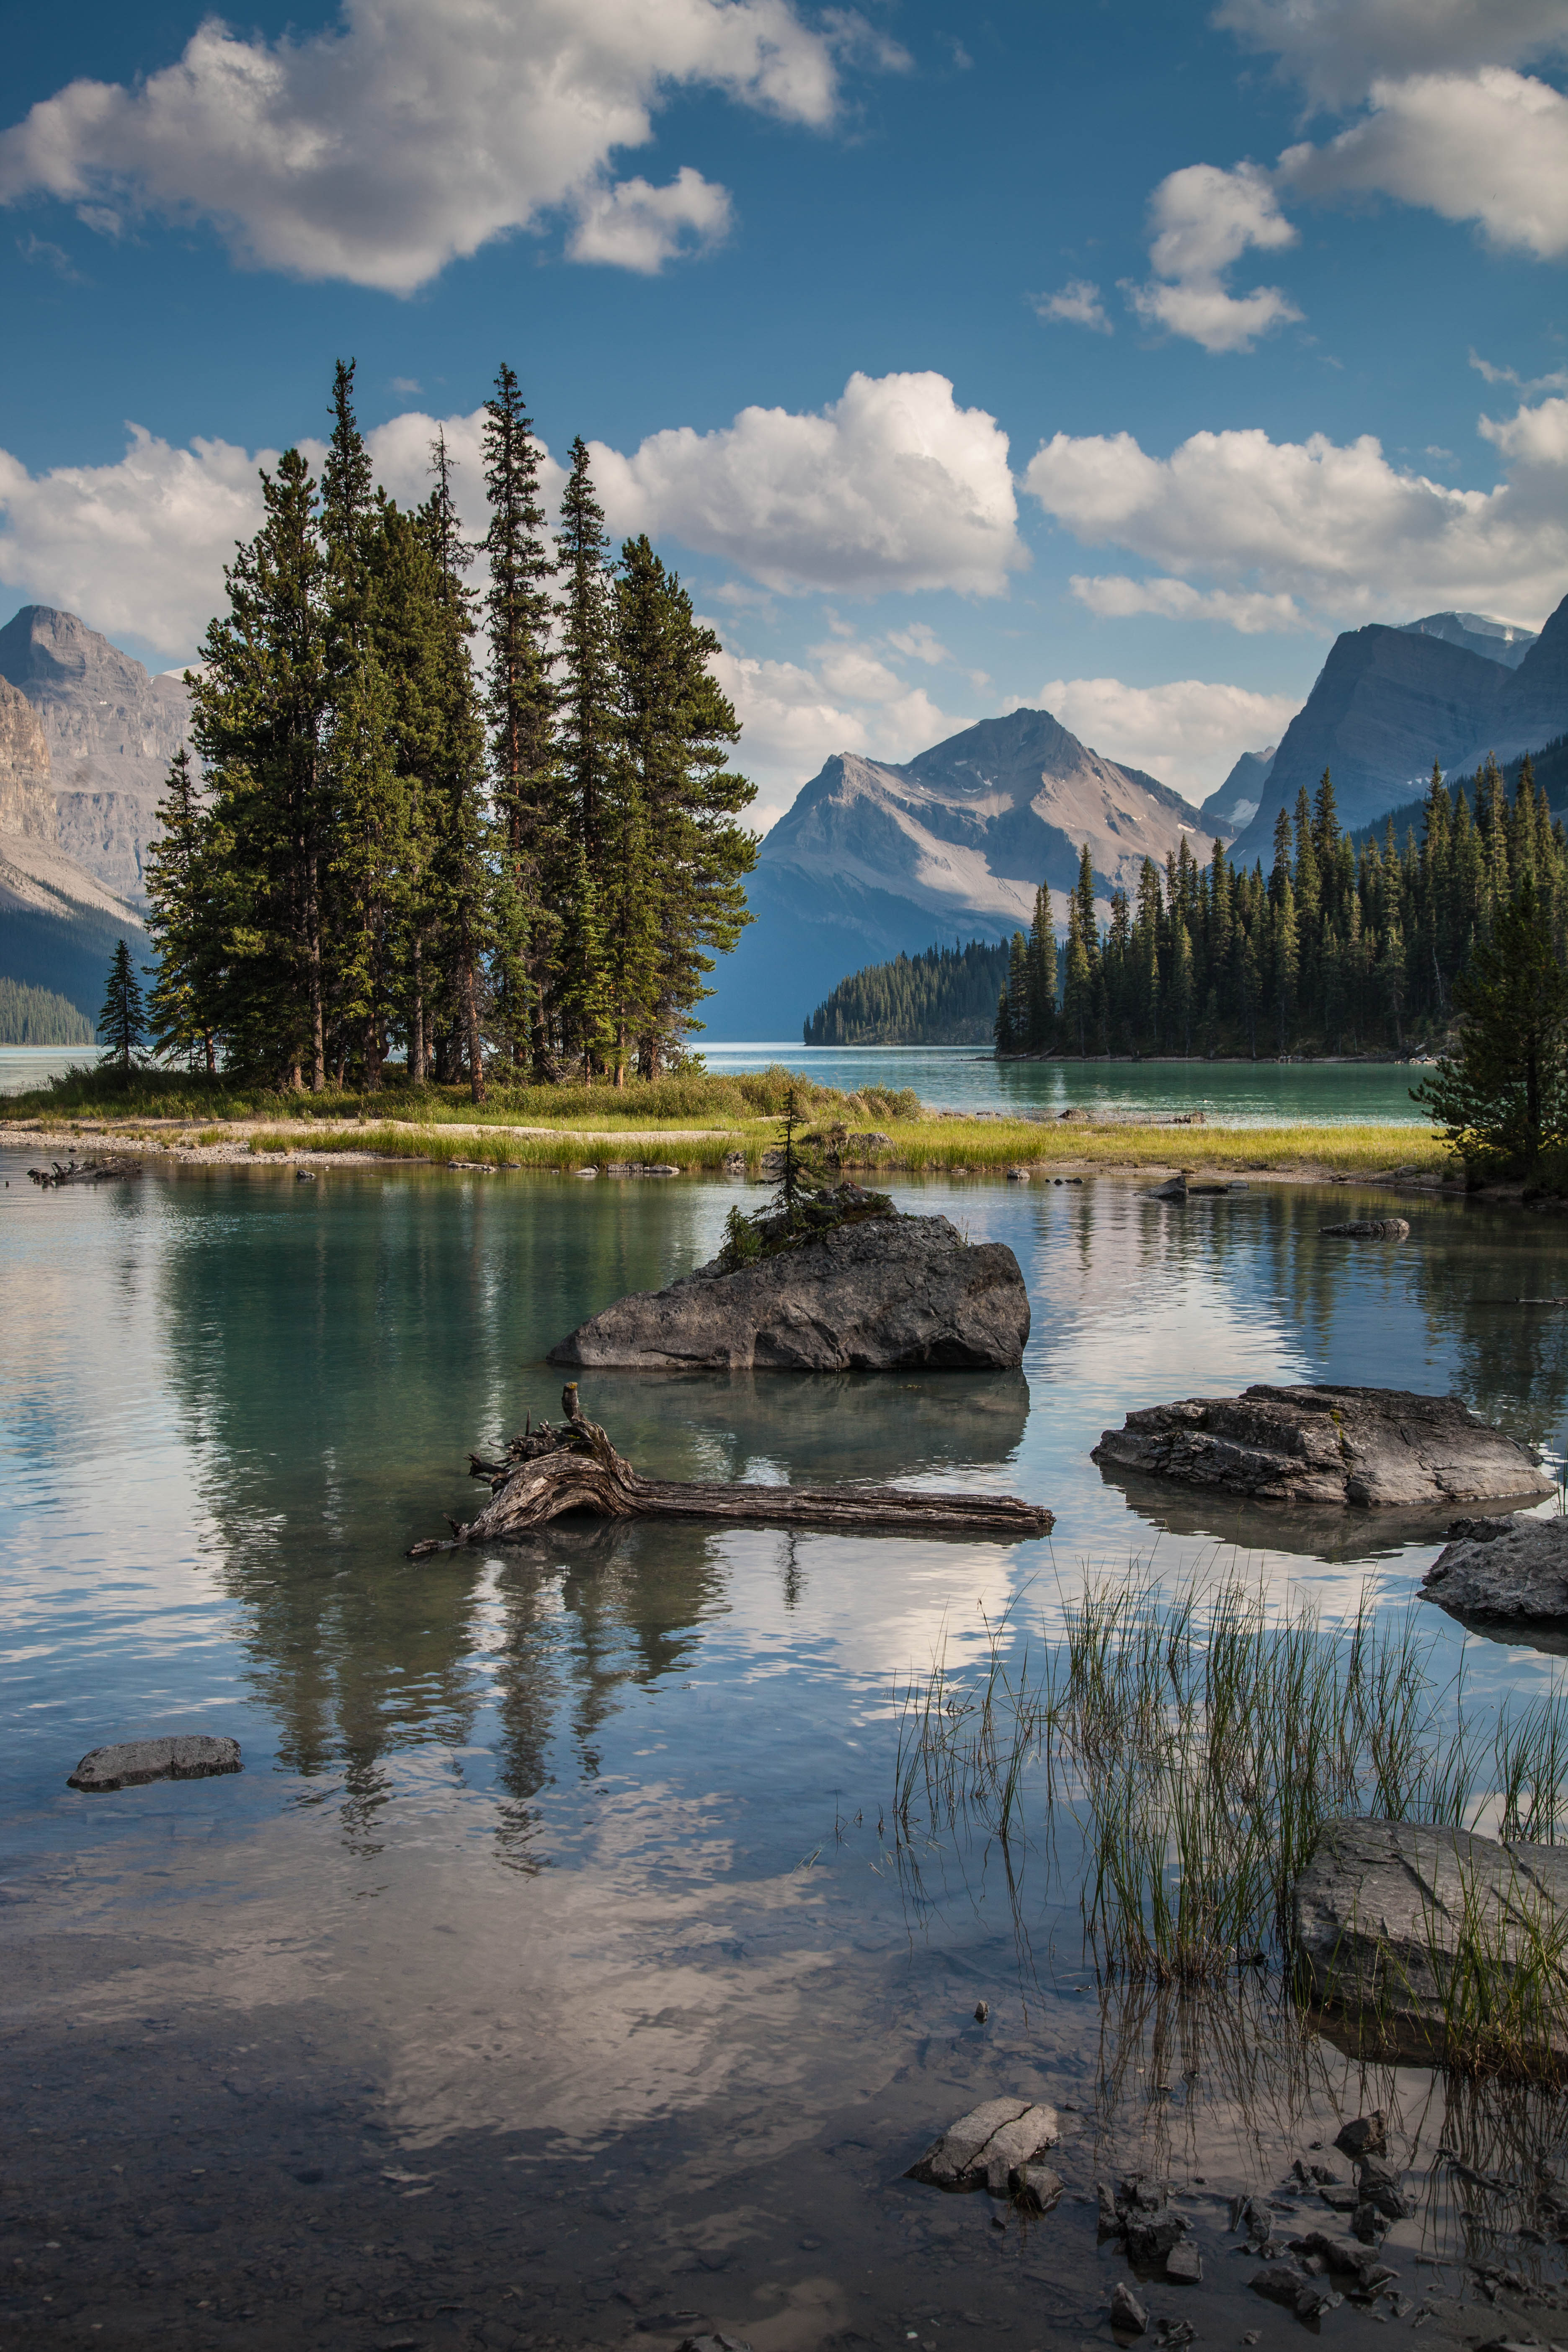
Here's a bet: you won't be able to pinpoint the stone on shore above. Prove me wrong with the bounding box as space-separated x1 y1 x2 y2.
1092 1384 1551 1508
1292 1816 1568 2064
549 1214 1030 1372
905 2097 1059 2190
1423 1515 1568 1623
68 1734 242 1792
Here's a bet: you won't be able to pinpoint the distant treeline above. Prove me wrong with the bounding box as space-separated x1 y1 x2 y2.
803 939 1013 1044
995 753 1568 1059
0 977 93 1045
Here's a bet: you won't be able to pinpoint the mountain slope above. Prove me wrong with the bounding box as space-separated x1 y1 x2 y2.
0 673 150 1019
706 705 1203 1038
0 606 191 903
1198 745 1275 841
1400 610 1537 668
1229 594 1568 868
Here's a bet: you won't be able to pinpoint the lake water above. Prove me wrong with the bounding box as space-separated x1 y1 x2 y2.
5 1154 1567 2352
700 1044 1431 1124
0 1040 1434 1124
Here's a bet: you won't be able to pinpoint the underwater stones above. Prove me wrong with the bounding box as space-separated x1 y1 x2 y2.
1293 1816 1568 2068
905 2097 1060 2191
1423 1515 1568 1625
550 1214 1030 1372
1319 1218 1411 1240
68 1734 242 1791
1109 2282 1148 2335
1093 1385 1551 1509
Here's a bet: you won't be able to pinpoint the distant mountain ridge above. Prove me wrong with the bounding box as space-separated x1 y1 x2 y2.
0 605 191 904
707 704 1204 1037
1229 591 1568 865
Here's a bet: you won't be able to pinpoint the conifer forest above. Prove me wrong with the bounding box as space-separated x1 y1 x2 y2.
144 362 757 1097
993 763 1568 1060
803 940 1012 1045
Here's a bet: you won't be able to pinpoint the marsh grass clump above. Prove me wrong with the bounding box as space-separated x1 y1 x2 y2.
891 1573 1542 1989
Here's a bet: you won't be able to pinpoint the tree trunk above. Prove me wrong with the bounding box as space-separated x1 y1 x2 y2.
410 1400 1052 1555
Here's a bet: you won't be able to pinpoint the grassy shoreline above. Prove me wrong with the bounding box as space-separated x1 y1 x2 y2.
0 1106 1449 1178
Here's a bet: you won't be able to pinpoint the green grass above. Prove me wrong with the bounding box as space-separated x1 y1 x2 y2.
891 1571 1568 2078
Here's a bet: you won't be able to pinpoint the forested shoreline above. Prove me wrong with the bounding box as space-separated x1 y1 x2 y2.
994 759 1568 1061
144 362 756 1098
804 940 1011 1044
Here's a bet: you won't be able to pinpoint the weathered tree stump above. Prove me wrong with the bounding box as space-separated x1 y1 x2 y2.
410 1385 1053 1555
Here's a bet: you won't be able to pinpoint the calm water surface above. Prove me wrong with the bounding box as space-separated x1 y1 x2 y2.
700 1043 1430 1124
5 1157 1568 2352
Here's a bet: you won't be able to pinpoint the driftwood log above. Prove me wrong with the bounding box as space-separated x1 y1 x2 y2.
28 1156 141 1189
409 1384 1054 1555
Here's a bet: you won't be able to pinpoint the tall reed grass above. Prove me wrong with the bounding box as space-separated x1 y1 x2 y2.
892 1572 1568 2008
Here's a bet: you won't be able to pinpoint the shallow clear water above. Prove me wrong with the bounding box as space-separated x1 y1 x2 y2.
5 1157 1568 2350
700 1042 1432 1124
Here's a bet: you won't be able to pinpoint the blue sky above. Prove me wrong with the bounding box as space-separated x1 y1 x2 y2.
2 0 1566 820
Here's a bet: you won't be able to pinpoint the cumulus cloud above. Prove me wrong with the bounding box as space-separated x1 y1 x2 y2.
567 167 732 270
1034 676 1302 801
1214 0 1568 109
589 371 1024 596
709 641 961 827
0 0 856 292
1025 400 1568 629
1032 278 1112 333
1123 162 1301 353
1070 573 1313 634
1279 69 1568 260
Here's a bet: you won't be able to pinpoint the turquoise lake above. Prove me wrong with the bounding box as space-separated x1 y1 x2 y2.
5 1152 1568 2351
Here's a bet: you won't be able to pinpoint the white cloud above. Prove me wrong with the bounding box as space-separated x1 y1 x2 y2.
1279 69 1568 261
0 406 565 658
1123 162 1301 353
1025 400 1568 629
1032 278 1112 333
566 167 732 271
1471 349 1568 396
1070 573 1313 633
589 371 1024 595
1214 0 1568 109
709 641 960 825
0 0 852 292
1034 676 1301 801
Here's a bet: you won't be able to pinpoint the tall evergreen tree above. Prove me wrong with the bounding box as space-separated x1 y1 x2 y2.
144 745 220 1072
482 363 557 1068
611 538 757 1074
97 939 148 1071
1413 876 1568 1172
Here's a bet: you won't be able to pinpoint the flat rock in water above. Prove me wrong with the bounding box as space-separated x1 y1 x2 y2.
549 1214 1030 1372
1092 1384 1550 1508
1293 1816 1568 2063
1423 1515 1568 1623
1013 2164 1063 2214
906 2097 1059 2190
1165 2242 1202 2284
69 1734 242 1792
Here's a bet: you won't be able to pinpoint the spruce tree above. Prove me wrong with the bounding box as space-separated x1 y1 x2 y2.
98 939 148 1071
611 537 756 1074
144 745 221 1072
1414 876 1568 1173
482 363 557 1069
188 446 330 1088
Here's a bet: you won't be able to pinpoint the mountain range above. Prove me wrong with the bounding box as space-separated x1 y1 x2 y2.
709 707 1208 1038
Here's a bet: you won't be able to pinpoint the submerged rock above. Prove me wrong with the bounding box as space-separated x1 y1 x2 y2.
68 1734 242 1792
906 2097 1059 2190
1319 1217 1411 1239
1293 1816 1568 2065
1092 1384 1551 1508
549 1214 1030 1372
1423 1515 1568 1624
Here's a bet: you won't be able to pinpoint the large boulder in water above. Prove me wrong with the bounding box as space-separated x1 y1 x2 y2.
548 1214 1029 1372
1293 1816 1568 2066
1092 1384 1550 1508
1423 1514 1568 1624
